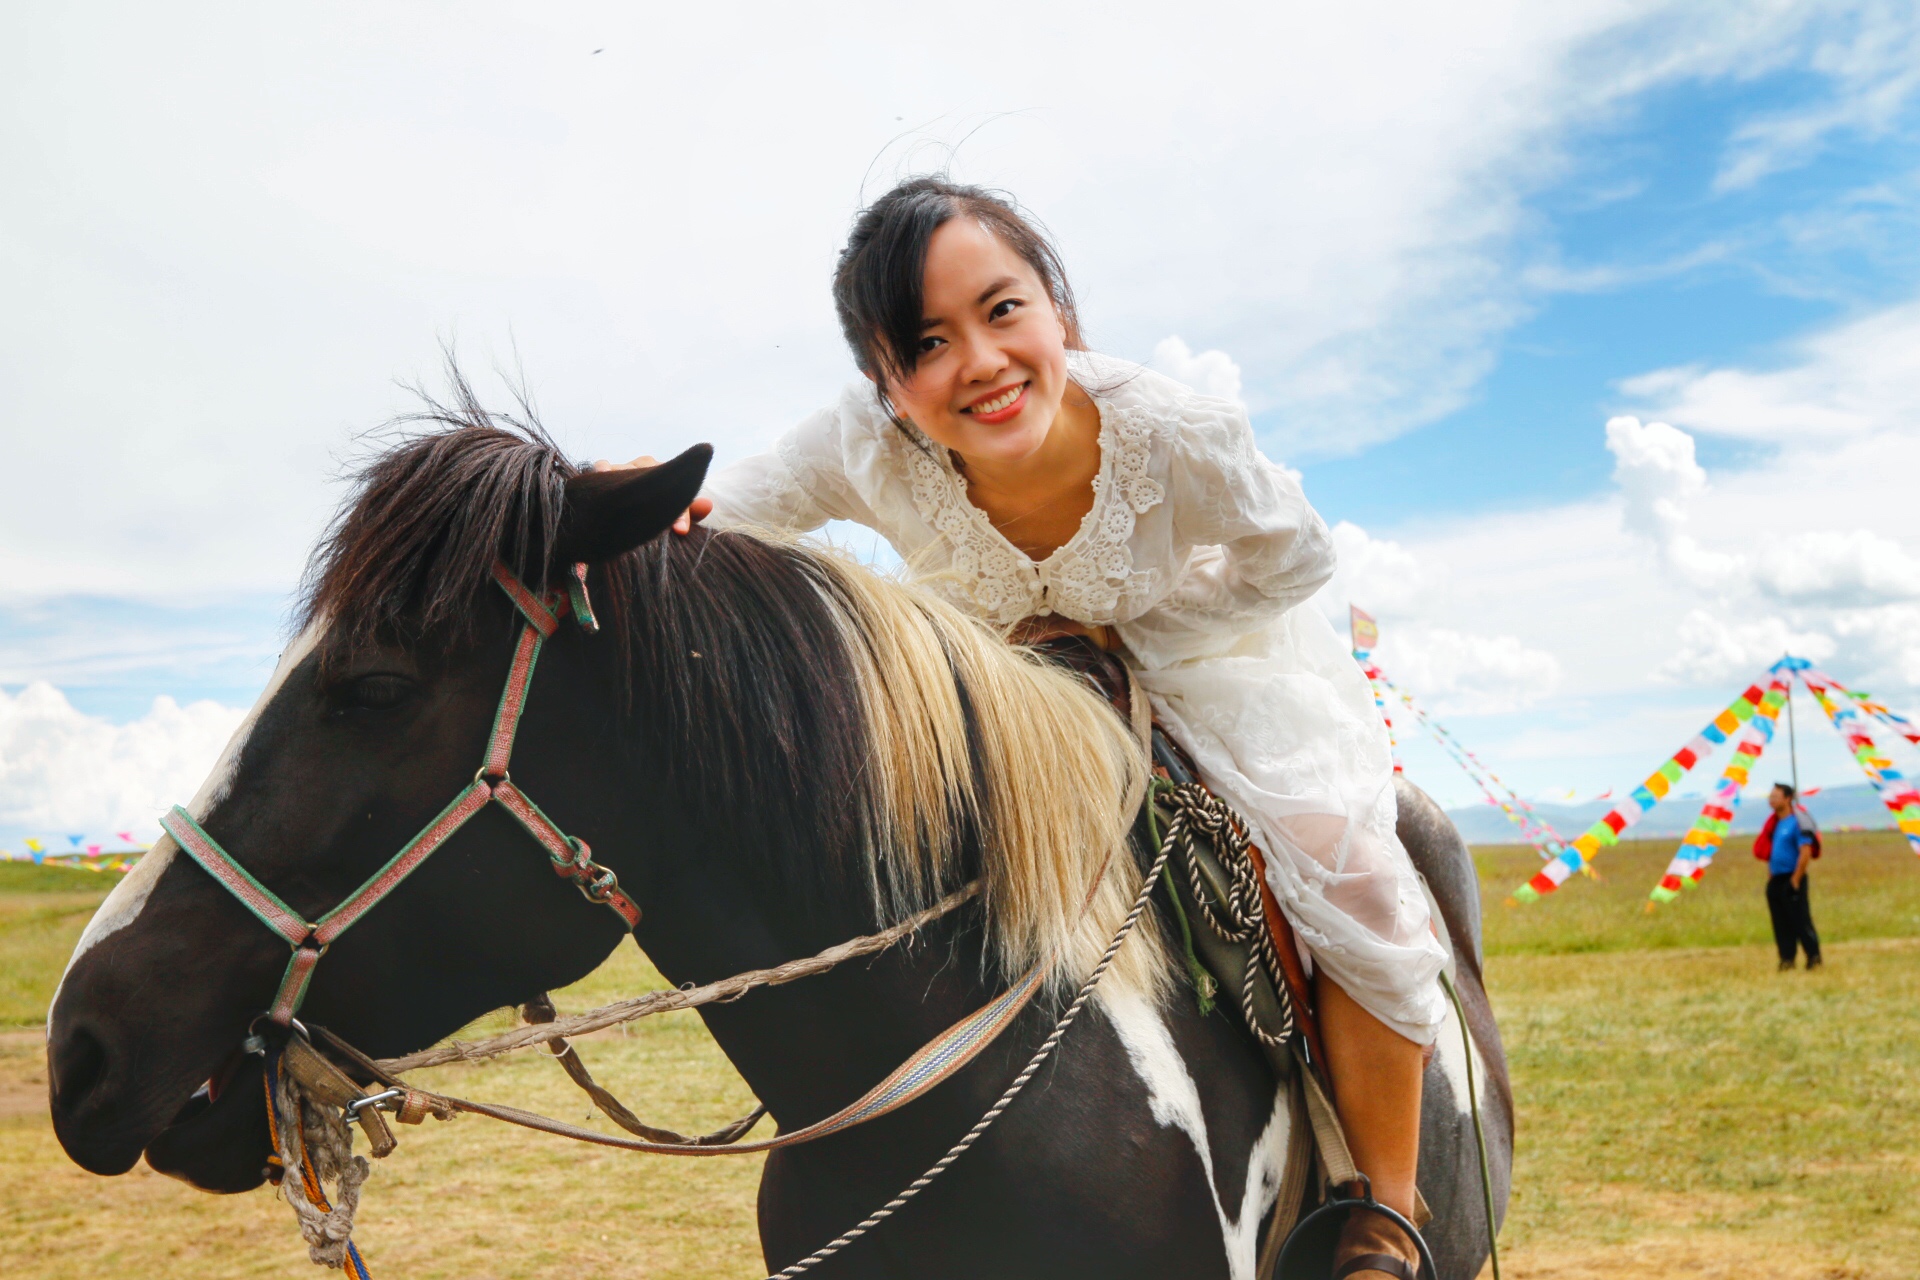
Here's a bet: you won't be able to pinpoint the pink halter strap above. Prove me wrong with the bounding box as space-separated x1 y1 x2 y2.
160 561 637 1026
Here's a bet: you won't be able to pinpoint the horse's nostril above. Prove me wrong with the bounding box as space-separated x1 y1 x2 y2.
53 1026 109 1108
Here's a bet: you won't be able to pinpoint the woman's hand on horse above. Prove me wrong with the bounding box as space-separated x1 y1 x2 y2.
593 455 714 535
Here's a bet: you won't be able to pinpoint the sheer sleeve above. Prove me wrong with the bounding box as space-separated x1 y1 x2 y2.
1120 397 1336 668
701 404 878 534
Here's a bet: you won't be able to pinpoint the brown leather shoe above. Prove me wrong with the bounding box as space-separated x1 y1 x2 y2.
1334 1209 1421 1279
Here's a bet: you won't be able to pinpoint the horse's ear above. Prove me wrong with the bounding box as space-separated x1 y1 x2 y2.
553 444 714 565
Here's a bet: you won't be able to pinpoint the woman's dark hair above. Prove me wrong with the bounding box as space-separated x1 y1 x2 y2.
832 177 1083 404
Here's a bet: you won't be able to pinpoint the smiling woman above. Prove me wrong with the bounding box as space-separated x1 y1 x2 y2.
692 175 1461 1277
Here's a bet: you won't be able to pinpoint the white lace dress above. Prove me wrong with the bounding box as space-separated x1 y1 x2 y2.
703 352 1448 1042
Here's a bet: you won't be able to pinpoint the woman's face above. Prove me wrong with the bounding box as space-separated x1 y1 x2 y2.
879 217 1073 468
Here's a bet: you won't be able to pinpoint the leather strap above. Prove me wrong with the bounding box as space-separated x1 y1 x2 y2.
1296 1042 1360 1187
409 959 1050 1156
1334 1253 1416 1280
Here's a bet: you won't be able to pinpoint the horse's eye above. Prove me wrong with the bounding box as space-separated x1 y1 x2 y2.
341 674 416 712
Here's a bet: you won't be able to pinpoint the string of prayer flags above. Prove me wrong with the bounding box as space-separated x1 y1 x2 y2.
1368 663 1567 859
1648 676 1789 904
1510 671 1774 903
1807 669 1920 749
1800 669 1920 855
1 829 148 873
0 847 141 872
1802 674 1918 745
1348 608 1398 772
1358 660 1403 774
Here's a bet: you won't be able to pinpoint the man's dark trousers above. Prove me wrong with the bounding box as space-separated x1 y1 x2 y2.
1766 873 1821 966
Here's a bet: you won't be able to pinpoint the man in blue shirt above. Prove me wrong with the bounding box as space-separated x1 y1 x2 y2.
1761 784 1821 971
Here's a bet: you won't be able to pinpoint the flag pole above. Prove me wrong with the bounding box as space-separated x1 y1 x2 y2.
1785 657 1800 796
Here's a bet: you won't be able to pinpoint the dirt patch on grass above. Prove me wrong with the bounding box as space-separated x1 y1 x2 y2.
1481 1181 1894 1278
1488 1239 1878 1279
0 1028 49 1120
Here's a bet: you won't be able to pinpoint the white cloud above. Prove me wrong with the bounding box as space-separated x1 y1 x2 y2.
1713 9 1920 190
1376 626 1563 715
1658 609 1834 683
1310 521 1556 715
1603 412 1920 607
1604 415 1746 589
1149 336 1243 403
0 683 244 843
1316 520 1428 622
4 0 1908 602
1817 604 1920 692
1619 300 1920 442
1755 529 1920 605
1606 415 1705 543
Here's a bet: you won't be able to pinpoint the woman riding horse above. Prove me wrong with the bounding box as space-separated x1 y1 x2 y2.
609 177 1445 1280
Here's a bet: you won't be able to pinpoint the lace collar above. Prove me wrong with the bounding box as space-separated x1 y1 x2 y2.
898 376 1165 626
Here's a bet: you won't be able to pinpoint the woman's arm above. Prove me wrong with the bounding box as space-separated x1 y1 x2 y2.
701 405 878 533
1120 397 1335 667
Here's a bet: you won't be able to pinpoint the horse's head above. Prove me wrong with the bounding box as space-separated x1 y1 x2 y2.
47 420 710 1192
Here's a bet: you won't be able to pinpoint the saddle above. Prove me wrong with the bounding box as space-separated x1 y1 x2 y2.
1035 636 1435 1279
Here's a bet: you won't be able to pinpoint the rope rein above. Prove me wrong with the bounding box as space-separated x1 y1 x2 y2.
375 881 982 1075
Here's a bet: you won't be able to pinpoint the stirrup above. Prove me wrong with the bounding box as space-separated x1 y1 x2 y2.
1273 1175 1435 1280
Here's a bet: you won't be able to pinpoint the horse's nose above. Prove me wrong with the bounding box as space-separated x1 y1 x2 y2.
49 1021 110 1114
46 1017 151 1176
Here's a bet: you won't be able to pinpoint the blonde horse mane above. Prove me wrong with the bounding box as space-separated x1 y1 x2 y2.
793 540 1168 1003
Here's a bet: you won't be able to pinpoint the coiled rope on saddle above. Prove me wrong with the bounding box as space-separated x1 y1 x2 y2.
1160 783 1296 1049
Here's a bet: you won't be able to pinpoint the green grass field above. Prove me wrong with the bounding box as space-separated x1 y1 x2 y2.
3 837 1918 1278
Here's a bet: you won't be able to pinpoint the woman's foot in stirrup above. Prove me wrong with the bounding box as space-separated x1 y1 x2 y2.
1333 1209 1421 1279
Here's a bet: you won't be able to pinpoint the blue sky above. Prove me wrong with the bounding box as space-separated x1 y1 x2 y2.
7 1 1920 843
1309 69 1920 525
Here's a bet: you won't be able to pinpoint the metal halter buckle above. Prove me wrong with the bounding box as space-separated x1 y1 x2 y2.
346 1088 406 1116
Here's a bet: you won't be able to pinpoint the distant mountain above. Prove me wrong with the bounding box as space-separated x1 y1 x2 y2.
1444 782 1894 847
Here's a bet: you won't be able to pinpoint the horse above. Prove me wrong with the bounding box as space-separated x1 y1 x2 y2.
47 409 1511 1279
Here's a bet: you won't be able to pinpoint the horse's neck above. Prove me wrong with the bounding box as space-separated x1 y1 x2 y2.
627 816 994 1128
543 634 996 1128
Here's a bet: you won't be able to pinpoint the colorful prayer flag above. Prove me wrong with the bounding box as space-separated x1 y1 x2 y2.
1800 667 1920 855
1511 666 1777 903
1350 605 1379 657
1648 677 1788 904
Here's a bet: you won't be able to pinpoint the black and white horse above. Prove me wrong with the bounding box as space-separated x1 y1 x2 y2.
47 411 1510 1278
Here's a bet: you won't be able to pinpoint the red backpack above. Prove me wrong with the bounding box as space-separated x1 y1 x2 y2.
1753 811 1823 861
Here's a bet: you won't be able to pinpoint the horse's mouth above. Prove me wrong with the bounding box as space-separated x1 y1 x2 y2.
143 1049 273 1194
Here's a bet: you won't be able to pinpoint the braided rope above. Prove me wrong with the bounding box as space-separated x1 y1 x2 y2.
1163 785 1294 1047
266 1055 371 1275
376 882 982 1075
763 800 1179 1279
